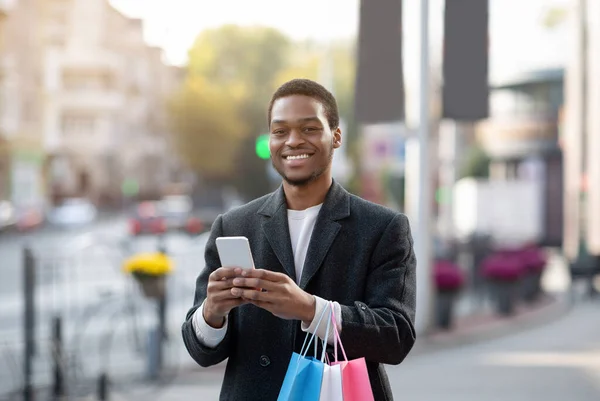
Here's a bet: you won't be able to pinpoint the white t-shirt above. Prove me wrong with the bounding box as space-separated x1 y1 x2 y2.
193 203 342 347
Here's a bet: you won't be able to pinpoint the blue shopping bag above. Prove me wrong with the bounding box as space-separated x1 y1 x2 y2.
277 305 332 401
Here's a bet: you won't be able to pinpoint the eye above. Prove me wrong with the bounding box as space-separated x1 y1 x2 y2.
303 127 320 133
271 129 286 136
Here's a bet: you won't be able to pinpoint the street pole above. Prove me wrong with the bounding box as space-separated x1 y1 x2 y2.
23 247 36 401
415 0 434 335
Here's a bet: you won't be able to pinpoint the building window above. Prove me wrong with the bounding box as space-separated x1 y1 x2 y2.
61 114 96 136
62 71 114 91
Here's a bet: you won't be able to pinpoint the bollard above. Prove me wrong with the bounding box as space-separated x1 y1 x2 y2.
146 327 161 380
23 246 36 401
97 372 109 401
52 316 64 399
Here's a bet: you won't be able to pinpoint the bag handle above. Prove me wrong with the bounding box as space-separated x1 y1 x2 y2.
330 302 348 363
319 303 332 362
299 301 330 358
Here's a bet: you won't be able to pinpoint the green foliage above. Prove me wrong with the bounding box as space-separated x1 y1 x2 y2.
459 145 490 179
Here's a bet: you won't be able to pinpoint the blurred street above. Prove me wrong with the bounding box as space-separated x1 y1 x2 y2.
0 213 208 397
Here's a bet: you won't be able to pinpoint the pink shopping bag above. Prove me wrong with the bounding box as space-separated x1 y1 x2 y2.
329 303 375 401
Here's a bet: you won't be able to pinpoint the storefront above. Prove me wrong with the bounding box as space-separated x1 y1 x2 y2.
476 69 564 246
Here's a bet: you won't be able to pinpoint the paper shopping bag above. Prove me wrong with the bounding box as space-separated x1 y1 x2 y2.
319 363 344 401
328 303 375 401
277 303 332 401
278 354 325 401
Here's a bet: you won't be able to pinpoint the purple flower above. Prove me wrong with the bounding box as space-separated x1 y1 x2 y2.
481 254 525 281
434 260 465 291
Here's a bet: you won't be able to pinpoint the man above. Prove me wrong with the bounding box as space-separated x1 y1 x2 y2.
182 78 416 400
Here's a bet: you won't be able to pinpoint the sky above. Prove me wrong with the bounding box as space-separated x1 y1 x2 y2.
112 0 569 83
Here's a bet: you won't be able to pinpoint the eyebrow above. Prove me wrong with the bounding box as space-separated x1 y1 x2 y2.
270 116 322 125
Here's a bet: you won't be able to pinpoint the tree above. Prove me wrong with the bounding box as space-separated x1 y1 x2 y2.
542 6 568 30
175 25 292 199
459 145 490 179
167 77 244 180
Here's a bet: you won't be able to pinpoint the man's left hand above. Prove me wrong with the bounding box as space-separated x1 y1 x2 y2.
231 269 316 322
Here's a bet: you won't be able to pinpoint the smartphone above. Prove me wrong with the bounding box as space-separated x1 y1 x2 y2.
216 236 255 270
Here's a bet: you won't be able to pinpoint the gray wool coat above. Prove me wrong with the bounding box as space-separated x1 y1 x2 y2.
181 181 417 401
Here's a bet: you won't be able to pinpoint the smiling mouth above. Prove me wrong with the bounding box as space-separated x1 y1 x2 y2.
284 154 312 160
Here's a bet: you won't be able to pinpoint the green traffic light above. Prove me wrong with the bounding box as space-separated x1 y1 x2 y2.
255 134 270 159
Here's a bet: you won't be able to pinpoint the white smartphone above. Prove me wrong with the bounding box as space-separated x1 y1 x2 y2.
215 236 255 270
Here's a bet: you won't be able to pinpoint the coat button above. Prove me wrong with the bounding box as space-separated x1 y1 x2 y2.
259 355 271 367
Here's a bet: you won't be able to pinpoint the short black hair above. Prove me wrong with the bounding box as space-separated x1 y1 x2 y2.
268 79 339 129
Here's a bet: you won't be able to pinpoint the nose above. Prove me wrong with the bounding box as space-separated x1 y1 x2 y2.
285 129 305 148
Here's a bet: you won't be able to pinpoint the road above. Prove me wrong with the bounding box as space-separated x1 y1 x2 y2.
0 215 210 397
115 300 600 400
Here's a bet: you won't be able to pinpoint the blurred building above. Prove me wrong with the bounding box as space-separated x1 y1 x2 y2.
0 0 46 210
476 68 564 246
563 0 600 263
0 0 180 209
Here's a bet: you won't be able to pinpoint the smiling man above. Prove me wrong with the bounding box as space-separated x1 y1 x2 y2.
182 78 417 400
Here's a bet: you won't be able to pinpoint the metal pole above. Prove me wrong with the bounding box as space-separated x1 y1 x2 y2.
23 247 36 401
52 316 64 399
415 0 434 335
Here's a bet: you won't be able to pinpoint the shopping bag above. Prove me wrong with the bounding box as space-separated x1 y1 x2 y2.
277 304 332 401
319 361 343 401
329 303 375 401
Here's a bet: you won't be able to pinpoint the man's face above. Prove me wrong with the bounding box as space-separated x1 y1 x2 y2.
269 95 342 187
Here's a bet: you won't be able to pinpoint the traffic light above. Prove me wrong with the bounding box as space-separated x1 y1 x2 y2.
255 134 270 160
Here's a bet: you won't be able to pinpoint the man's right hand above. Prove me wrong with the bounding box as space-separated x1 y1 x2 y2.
203 267 247 329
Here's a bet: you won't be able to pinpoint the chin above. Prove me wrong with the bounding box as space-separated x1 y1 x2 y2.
283 175 315 187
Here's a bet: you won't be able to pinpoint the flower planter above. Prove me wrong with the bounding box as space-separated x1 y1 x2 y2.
490 280 519 315
482 254 525 316
123 252 173 300
518 247 547 302
134 272 167 299
436 290 459 329
433 260 465 330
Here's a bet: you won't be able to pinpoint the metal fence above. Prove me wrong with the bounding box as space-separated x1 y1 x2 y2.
0 232 207 401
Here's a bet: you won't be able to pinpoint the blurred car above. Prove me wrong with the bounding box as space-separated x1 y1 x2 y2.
159 195 203 235
0 200 16 232
47 198 97 227
128 201 167 236
15 204 45 231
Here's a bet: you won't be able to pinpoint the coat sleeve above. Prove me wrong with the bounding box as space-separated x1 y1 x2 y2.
339 213 417 365
181 214 235 367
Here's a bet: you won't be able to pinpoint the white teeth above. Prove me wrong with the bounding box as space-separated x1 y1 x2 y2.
286 154 310 160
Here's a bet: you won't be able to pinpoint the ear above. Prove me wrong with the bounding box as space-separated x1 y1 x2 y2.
332 127 342 149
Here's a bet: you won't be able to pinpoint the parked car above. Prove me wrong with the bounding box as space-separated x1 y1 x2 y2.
159 195 203 235
129 201 167 236
47 198 97 228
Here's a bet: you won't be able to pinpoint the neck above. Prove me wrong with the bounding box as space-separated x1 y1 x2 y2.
283 175 332 210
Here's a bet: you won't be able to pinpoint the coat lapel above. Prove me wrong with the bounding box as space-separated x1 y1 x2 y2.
258 186 297 281
257 181 351 288
299 181 351 289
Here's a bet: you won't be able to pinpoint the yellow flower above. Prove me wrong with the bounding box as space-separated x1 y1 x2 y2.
122 252 174 276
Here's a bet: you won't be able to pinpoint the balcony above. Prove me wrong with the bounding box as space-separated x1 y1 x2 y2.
58 90 124 111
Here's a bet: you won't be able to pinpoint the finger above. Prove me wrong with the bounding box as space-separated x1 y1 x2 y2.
210 267 243 282
210 287 247 303
240 269 287 282
231 287 269 302
231 277 274 291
